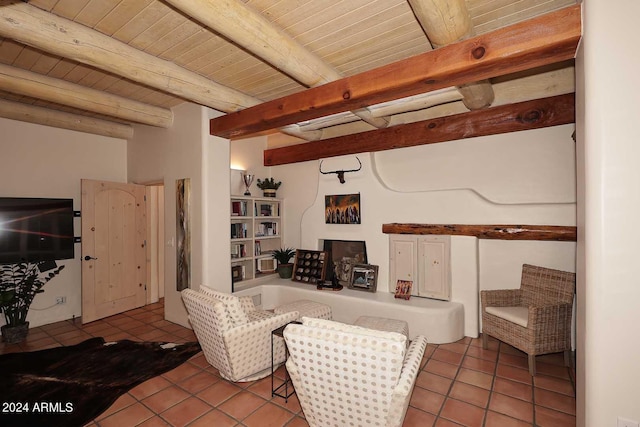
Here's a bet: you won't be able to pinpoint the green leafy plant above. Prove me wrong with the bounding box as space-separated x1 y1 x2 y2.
272 247 296 265
0 262 65 327
256 178 282 190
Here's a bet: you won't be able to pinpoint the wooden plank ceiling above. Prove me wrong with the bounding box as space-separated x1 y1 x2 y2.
0 0 579 162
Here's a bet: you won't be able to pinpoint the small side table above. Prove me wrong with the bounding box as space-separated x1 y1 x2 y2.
271 321 301 401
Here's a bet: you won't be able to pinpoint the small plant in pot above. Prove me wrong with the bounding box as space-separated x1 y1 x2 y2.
0 261 65 344
272 248 296 279
256 177 282 198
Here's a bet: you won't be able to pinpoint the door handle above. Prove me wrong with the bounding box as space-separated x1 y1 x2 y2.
84 255 98 261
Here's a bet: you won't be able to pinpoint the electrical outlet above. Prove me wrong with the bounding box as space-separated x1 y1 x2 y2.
618 417 640 427
55 296 66 305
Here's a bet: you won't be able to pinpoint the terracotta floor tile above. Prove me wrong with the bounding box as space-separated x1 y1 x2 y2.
243 402 295 427
197 381 242 406
218 390 267 420
187 409 237 427
435 418 465 427
440 398 486 427
402 407 437 427
432 348 464 366
485 410 533 427
535 405 577 427
536 361 571 379
492 376 532 402
496 364 533 385
136 415 171 426
537 352 566 366
534 387 576 415
499 353 529 370
415 371 453 395
456 368 494 390
247 376 275 400
141 385 190 413
177 370 219 394
533 374 575 396
271 389 302 414
465 345 499 362
137 328 168 341
410 386 446 415
95 393 137 421
159 396 211 427
437 342 468 355
98 402 155 427
489 393 534 423
461 355 497 374
425 359 460 379
449 381 490 408
161 360 202 382
129 375 171 400
286 415 311 427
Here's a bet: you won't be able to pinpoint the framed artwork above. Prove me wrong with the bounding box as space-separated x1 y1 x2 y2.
325 193 360 224
394 280 413 300
321 239 367 285
257 258 277 273
176 178 191 291
349 264 378 292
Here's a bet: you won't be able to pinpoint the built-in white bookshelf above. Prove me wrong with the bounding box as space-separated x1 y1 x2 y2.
231 196 282 286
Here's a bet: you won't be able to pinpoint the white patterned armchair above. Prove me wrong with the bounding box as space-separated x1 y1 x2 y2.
181 286 299 382
283 317 428 427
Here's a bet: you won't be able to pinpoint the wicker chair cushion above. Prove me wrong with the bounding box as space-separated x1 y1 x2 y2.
199 285 249 326
485 306 528 327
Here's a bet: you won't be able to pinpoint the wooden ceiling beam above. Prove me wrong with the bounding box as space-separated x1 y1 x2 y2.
409 0 495 110
0 63 173 128
263 93 575 166
166 0 390 129
0 2 259 114
211 5 580 139
382 223 577 241
0 99 133 139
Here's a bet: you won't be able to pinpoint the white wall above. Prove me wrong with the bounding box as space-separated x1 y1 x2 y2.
578 0 640 425
232 124 577 337
0 117 127 327
129 103 231 327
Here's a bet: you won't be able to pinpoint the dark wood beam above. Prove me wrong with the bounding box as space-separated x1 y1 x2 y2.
210 4 581 139
264 93 574 166
382 223 577 241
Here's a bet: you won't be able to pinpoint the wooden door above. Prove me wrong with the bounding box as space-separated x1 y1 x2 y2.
81 179 147 323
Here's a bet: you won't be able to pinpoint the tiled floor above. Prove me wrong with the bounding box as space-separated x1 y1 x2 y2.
1 299 576 427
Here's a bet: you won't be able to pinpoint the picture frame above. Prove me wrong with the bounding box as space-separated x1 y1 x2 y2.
349 264 378 292
394 279 413 300
325 193 361 224
257 257 276 273
231 265 244 283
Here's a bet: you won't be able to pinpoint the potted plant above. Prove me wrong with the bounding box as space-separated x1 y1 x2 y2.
0 261 65 344
256 177 282 198
272 248 296 279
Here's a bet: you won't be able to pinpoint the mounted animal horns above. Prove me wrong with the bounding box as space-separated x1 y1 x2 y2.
319 157 362 184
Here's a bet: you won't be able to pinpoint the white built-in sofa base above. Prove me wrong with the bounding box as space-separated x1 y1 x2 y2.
233 278 464 344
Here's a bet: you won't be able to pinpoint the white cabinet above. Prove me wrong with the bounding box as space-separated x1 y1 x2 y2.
231 196 282 285
389 234 451 301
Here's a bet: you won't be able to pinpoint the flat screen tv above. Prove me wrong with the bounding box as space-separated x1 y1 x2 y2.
0 197 75 264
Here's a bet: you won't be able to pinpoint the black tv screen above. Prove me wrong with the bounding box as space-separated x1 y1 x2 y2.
0 198 75 264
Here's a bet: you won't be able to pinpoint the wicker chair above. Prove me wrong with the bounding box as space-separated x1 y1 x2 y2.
181 286 299 382
480 264 576 376
283 317 427 427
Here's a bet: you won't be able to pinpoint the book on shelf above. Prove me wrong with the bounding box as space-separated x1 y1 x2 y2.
230 222 248 239
255 221 277 237
255 240 261 255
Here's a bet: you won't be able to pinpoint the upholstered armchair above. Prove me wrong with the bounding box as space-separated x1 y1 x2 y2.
283 317 427 427
181 286 299 382
481 264 576 376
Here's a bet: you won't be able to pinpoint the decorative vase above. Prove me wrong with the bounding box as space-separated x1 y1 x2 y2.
277 264 293 279
263 189 276 198
1 322 29 344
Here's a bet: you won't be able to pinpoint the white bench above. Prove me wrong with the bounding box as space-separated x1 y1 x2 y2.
234 279 465 344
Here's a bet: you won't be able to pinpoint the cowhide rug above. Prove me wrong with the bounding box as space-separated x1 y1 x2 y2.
0 337 201 427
